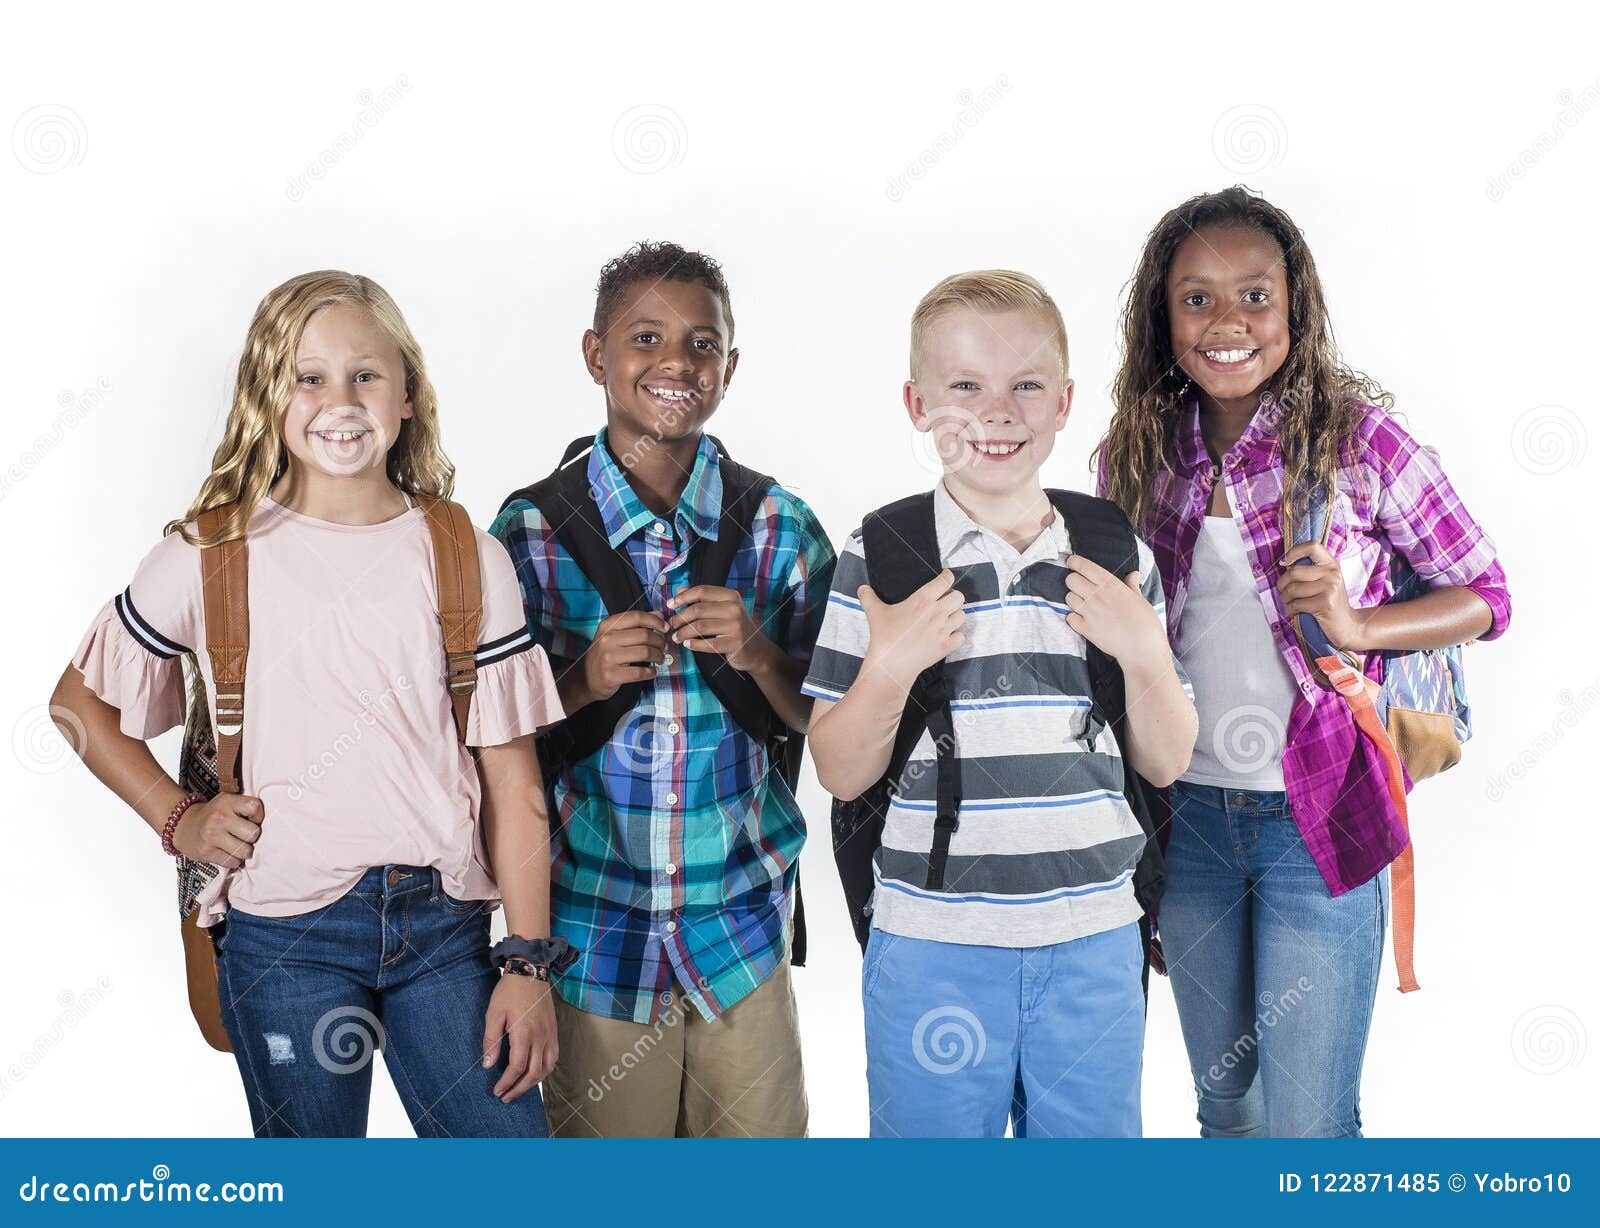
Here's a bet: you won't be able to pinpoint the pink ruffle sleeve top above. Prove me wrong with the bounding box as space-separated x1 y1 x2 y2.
70 493 564 926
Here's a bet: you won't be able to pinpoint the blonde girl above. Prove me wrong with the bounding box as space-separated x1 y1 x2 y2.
51 271 569 1137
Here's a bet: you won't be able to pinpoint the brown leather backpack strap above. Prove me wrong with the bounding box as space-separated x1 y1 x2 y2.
418 495 483 743
194 504 249 795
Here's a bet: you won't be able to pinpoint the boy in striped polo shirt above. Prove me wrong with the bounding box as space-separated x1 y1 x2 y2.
804 271 1197 1137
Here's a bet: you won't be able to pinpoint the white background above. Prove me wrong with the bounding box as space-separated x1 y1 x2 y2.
3 0 1596 1138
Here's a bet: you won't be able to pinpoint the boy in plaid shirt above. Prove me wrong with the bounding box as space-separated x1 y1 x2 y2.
492 242 835 1137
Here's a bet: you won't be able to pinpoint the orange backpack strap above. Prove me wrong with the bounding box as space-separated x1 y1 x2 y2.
194 504 249 796
1316 653 1418 993
417 495 483 744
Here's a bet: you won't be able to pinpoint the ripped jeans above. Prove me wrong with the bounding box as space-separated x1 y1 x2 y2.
215 864 549 1138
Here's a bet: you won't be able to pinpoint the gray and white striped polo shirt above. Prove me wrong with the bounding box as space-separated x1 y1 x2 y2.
802 481 1191 948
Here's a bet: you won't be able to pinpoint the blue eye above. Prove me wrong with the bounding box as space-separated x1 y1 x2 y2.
355 371 376 383
1015 381 1043 392
299 374 321 386
951 381 978 391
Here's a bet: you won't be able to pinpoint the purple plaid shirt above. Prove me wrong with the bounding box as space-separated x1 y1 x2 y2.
1101 397 1511 896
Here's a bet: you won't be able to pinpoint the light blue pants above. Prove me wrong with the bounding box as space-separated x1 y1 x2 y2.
1159 781 1387 1138
862 922 1145 1138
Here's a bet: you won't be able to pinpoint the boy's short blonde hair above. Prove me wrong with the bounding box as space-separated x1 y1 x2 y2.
909 269 1069 381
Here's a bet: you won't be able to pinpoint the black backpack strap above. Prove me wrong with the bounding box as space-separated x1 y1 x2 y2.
500 436 651 767
1046 489 1168 921
686 446 784 745
860 492 961 892
685 443 812 967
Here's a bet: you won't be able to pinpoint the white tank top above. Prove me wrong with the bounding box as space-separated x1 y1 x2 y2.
1175 516 1299 790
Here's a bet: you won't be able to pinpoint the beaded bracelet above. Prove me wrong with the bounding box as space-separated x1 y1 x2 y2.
161 792 207 857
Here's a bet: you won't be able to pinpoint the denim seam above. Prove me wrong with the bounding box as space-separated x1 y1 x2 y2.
378 1021 447 1139
218 942 278 1138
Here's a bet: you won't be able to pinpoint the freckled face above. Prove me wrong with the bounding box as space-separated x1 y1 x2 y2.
905 307 1072 497
1166 226 1291 407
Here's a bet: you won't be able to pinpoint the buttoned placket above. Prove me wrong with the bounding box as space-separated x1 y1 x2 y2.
644 513 690 1000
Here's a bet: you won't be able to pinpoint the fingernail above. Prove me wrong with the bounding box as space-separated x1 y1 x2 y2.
482 1054 494 1067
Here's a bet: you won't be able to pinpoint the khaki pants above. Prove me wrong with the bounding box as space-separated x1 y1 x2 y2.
543 956 808 1138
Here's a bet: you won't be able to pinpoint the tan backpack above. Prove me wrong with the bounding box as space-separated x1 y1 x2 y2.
176 494 483 1052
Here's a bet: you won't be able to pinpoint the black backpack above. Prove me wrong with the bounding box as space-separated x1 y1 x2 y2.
829 488 1169 985
499 434 808 966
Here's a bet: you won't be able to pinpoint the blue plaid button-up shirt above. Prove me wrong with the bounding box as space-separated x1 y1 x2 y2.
490 429 836 1023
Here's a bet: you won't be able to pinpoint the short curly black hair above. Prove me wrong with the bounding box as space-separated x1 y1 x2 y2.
592 240 735 340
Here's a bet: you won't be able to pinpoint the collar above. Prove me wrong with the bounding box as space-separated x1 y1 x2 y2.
1175 392 1285 477
933 480 1070 563
586 428 723 549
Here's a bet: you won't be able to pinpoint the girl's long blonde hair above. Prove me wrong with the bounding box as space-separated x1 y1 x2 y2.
167 270 454 547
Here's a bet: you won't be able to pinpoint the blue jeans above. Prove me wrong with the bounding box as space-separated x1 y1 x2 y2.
216 864 549 1138
1159 781 1387 1138
862 923 1145 1138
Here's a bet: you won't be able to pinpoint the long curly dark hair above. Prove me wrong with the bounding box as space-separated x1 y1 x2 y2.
1095 186 1392 537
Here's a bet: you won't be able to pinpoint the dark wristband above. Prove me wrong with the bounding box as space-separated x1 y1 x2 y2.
490 935 578 977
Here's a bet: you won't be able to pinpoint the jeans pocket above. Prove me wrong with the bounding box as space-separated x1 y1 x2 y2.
437 889 486 915
862 927 897 999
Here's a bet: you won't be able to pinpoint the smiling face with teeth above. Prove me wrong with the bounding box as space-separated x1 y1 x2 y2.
905 305 1073 515
1167 226 1291 416
583 278 737 457
280 303 413 484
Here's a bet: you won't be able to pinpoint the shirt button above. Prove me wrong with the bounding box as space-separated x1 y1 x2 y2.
662 653 674 665
666 792 678 806
658 574 670 587
653 520 667 535
665 920 678 934
667 721 680 734
665 862 678 875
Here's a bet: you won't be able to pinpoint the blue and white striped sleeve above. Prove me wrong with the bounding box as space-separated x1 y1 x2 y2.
800 530 871 703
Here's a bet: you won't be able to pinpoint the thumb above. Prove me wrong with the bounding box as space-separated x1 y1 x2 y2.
1123 571 1144 592
856 585 882 612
